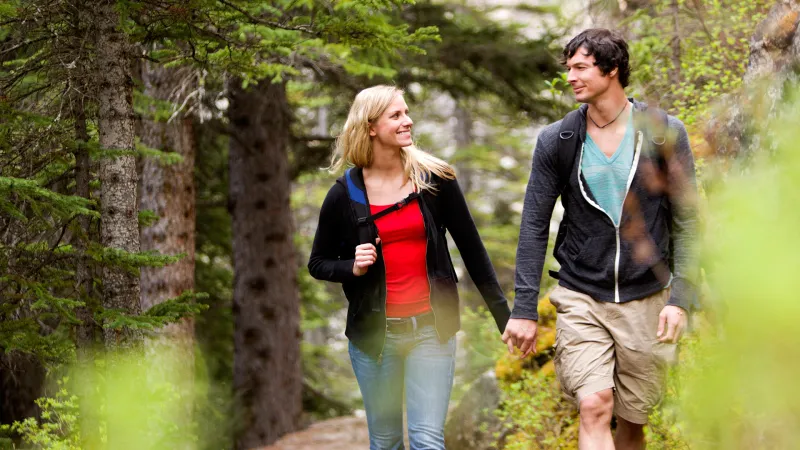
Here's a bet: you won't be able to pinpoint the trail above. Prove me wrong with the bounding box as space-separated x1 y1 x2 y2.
260 416 369 450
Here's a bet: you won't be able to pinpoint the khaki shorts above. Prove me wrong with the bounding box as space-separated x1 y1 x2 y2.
550 285 677 424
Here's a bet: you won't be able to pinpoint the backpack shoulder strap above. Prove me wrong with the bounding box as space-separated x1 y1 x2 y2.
641 107 671 172
556 109 583 193
344 168 372 244
357 192 421 225
344 168 422 244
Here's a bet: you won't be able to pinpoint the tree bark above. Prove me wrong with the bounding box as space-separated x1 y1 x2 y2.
94 0 142 348
228 79 302 449
453 102 474 194
73 80 104 450
669 0 682 88
138 61 197 447
0 352 45 426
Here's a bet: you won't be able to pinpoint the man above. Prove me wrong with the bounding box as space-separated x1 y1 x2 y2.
503 28 697 450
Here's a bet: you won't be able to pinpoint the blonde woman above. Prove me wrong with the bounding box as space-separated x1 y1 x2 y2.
308 85 510 449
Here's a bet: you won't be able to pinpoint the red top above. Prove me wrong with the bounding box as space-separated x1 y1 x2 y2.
370 199 432 318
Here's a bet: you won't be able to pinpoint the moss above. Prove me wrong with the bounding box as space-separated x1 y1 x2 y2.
538 360 555 377
495 352 523 381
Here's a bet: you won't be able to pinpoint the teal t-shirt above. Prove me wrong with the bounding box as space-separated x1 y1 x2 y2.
581 113 635 226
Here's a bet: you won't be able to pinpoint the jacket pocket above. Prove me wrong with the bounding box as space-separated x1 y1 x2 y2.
569 234 616 284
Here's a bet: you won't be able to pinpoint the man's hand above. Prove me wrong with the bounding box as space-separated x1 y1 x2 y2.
657 305 688 343
352 238 380 276
502 318 538 358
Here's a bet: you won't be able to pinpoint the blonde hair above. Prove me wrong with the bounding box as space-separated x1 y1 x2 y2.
328 85 455 191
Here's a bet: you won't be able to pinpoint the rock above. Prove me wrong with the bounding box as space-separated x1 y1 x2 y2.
707 0 800 158
444 370 505 450
258 416 369 450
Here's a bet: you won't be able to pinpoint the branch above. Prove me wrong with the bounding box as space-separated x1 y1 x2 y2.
295 135 335 142
1 35 54 55
216 0 318 35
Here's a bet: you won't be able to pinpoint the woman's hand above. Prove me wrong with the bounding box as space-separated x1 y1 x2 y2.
353 238 381 276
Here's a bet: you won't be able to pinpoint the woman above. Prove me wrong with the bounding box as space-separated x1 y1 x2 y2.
308 85 510 450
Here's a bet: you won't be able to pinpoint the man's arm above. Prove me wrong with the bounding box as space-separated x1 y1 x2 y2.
666 117 699 312
513 125 563 321
505 125 562 357
658 117 699 343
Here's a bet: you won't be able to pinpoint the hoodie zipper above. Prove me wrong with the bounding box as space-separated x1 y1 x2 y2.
576 131 644 303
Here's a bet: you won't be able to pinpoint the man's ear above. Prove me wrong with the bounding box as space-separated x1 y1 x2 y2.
610 68 618 77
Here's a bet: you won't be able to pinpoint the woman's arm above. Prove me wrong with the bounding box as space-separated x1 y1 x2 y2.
440 178 511 333
308 183 359 283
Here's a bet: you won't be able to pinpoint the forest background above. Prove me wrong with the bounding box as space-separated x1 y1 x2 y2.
1 0 799 449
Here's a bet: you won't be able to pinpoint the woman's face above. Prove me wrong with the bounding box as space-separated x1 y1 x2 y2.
369 94 413 149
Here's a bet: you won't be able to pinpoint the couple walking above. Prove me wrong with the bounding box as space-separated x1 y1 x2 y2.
308 28 697 450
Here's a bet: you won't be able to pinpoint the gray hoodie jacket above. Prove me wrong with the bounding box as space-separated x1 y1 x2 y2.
513 100 698 321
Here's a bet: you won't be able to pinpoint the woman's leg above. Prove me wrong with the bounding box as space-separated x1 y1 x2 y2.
350 340 405 450
404 325 456 450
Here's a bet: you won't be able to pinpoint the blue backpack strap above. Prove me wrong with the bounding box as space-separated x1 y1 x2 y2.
343 168 372 244
345 168 366 205
344 168 423 244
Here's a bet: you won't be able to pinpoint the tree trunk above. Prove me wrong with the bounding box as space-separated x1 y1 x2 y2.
138 61 197 447
453 103 474 194
0 352 45 426
94 0 142 348
669 0 682 87
228 79 302 449
73 82 104 450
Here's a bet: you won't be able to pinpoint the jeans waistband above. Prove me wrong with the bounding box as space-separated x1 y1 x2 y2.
386 312 435 333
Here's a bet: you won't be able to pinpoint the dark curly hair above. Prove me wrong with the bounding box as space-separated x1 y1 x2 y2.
561 28 631 88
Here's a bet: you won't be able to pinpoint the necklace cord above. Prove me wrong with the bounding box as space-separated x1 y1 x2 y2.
588 103 628 129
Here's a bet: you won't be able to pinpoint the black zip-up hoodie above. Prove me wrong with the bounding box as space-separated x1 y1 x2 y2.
308 168 510 358
513 100 698 321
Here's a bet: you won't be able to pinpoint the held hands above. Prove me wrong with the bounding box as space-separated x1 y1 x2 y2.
352 238 381 276
501 318 539 359
657 304 688 343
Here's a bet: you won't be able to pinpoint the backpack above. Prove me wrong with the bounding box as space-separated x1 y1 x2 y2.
344 168 421 244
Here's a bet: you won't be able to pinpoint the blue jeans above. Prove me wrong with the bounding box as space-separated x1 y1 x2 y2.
349 323 456 450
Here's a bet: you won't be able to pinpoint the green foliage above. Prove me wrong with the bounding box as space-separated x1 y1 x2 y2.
495 371 578 450
625 0 771 129
1 379 81 450
672 88 800 449
0 347 217 450
99 290 208 333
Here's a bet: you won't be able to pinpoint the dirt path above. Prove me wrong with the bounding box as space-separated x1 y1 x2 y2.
259 416 370 450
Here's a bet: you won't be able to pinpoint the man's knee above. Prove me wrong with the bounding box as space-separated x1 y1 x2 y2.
579 389 614 425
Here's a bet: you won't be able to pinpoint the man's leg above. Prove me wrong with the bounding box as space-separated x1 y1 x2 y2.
606 289 677 450
614 416 645 450
578 389 615 450
549 286 617 450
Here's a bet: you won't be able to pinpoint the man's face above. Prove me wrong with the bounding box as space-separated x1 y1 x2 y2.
565 47 616 103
